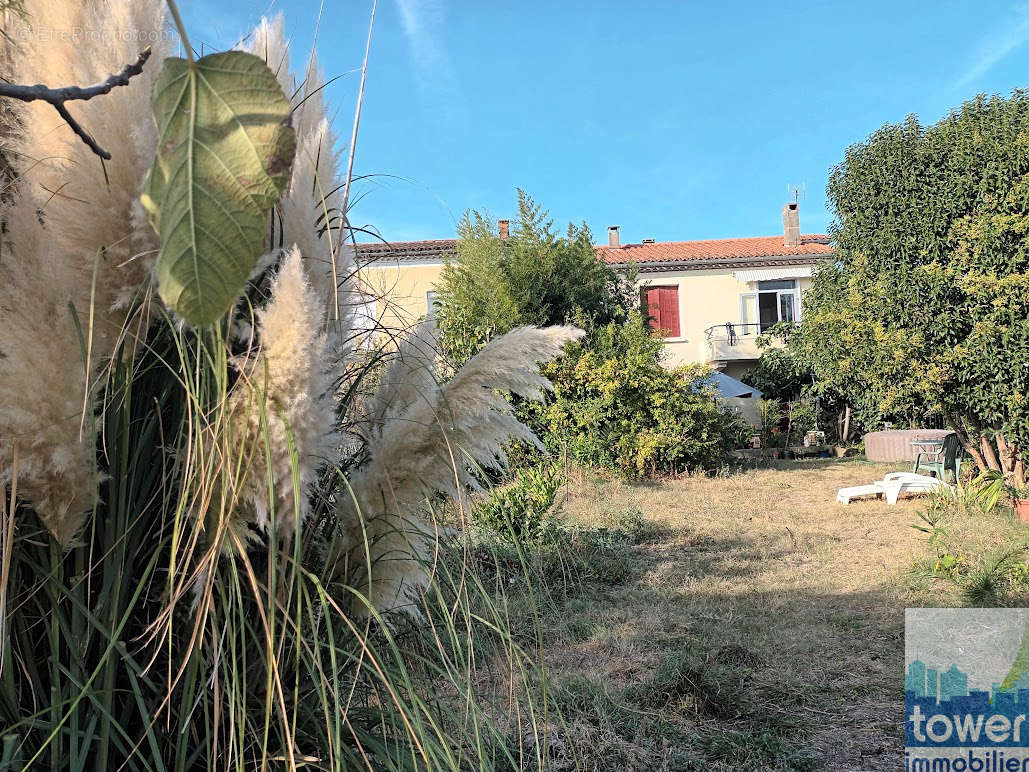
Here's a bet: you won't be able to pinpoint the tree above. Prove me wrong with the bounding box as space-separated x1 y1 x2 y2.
435 189 633 364
793 92 1029 483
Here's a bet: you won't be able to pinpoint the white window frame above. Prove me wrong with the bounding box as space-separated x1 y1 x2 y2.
739 281 802 330
351 290 379 349
739 292 757 333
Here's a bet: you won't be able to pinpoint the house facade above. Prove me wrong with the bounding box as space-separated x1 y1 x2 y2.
354 238 450 330
355 204 834 382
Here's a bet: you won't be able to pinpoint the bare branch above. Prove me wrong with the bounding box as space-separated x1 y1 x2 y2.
0 47 152 160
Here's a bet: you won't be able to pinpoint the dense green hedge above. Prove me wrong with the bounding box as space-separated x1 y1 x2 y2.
793 90 1029 481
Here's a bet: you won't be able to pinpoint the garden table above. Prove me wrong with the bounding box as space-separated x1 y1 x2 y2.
910 439 944 455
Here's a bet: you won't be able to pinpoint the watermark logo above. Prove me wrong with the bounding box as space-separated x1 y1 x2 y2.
12 25 173 46
906 609 1029 770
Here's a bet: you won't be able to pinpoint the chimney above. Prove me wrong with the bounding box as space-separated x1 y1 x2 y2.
498 219 510 239
608 225 620 248
782 202 801 247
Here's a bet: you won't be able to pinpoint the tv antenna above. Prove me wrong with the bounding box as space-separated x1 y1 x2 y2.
787 183 807 204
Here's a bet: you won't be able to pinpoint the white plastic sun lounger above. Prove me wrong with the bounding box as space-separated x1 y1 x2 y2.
836 472 952 505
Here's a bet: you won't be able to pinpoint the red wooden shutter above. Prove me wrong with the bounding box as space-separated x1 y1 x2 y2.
658 286 680 337
642 287 679 336
644 287 663 331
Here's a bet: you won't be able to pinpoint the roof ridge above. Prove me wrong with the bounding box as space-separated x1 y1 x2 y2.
610 234 828 247
354 233 835 265
356 234 830 248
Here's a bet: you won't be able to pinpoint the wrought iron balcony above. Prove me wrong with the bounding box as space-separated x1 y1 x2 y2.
703 322 780 364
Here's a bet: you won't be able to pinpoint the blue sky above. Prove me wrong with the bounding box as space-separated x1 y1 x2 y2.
182 1 1029 244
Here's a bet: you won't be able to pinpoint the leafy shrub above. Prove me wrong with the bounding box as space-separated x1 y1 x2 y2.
758 397 821 449
744 326 860 446
759 399 786 448
742 328 808 401
436 190 634 365
791 92 1029 482
473 461 564 539
433 194 735 480
528 314 737 477
785 399 819 444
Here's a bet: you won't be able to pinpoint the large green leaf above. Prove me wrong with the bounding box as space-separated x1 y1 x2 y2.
142 51 295 326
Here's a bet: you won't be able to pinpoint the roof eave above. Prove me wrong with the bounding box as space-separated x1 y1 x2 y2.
356 253 456 265
604 253 833 272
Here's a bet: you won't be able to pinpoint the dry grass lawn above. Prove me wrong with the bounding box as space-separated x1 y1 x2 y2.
531 458 930 770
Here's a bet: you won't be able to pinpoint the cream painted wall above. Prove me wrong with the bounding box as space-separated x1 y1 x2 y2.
638 270 813 368
359 259 815 378
358 261 445 329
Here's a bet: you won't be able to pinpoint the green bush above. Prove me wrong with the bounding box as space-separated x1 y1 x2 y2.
473 461 564 539
759 397 820 448
528 315 737 478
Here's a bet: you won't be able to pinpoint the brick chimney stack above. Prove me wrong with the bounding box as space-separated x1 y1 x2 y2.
608 225 620 248
498 219 510 239
782 202 801 247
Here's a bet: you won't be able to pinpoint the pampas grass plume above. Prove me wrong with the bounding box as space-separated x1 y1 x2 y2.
340 324 583 613
0 0 168 544
228 246 337 543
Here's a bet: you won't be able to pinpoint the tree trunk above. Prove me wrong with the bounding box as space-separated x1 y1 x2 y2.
982 437 1002 470
996 432 1027 487
966 416 1003 472
946 412 988 473
842 404 852 444
979 436 1003 472
996 432 1015 474
1014 457 1026 489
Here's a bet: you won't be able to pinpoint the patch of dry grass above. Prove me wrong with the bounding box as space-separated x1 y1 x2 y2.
531 458 932 770
906 485 1029 607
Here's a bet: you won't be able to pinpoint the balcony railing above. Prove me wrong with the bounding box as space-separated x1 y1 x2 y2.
704 322 763 345
703 322 780 364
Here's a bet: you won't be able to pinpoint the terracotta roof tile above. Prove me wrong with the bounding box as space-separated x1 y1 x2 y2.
355 234 834 265
596 234 833 264
355 239 457 261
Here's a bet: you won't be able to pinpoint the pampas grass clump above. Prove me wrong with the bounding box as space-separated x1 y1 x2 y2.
0 0 170 544
0 1 575 768
227 246 338 543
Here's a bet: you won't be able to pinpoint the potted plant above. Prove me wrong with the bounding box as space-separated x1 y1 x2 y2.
1011 485 1029 524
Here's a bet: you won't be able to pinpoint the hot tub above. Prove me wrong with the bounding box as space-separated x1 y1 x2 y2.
863 429 952 462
